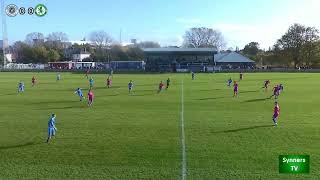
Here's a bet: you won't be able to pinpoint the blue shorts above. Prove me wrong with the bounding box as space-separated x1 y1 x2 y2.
48 128 55 137
273 114 279 119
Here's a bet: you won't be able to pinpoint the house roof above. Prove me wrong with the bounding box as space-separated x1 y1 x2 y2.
214 52 255 63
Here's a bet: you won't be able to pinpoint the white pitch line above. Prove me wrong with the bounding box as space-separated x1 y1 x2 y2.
180 80 187 180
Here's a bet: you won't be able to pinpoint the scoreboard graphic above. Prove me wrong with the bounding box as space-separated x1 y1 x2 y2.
5 3 47 17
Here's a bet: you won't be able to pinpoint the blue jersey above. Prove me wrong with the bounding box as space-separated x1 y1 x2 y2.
76 88 83 96
19 82 24 88
228 79 232 84
128 82 133 89
89 79 94 84
48 117 56 129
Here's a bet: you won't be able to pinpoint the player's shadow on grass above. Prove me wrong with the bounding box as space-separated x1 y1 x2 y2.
199 89 222 91
0 141 43 150
139 84 159 87
94 86 121 90
0 93 18 96
198 97 224 100
105 94 120 96
213 125 274 134
31 100 80 105
130 93 155 96
242 97 270 103
34 106 83 110
240 90 259 94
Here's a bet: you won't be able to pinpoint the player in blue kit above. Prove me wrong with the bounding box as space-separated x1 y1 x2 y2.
191 72 195 80
56 73 61 81
89 77 94 88
227 78 232 87
46 114 57 143
18 81 25 93
128 80 134 93
74 88 84 101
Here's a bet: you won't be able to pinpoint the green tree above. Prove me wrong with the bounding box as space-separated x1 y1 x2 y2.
243 42 260 56
32 46 48 63
47 49 60 62
302 27 319 66
276 24 306 67
110 45 129 61
0 50 3 65
126 46 144 60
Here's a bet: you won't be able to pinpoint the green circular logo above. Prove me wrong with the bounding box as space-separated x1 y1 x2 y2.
34 4 47 17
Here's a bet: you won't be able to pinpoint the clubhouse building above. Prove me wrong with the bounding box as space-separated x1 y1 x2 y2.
143 48 255 72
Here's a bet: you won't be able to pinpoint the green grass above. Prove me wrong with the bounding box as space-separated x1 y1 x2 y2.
0 72 319 180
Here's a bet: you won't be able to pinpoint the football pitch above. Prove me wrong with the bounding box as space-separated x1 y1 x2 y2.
0 72 319 180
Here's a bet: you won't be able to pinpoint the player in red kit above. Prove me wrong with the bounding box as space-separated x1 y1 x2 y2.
272 101 280 126
233 81 239 97
32 76 36 86
158 81 164 93
263 80 270 91
270 85 280 99
106 76 112 88
87 89 94 107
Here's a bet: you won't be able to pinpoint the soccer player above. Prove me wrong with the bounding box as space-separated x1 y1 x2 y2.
279 84 284 93
270 85 280 99
227 78 232 87
158 81 164 93
106 76 112 88
85 69 90 79
56 73 61 81
263 80 270 91
239 72 243 81
87 89 94 107
272 101 280 126
32 76 36 86
166 78 170 90
18 81 25 93
109 68 114 77
89 77 94 88
233 81 239 97
192 72 195 80
128 80 134 93
74 88 84 101
46 114 57 143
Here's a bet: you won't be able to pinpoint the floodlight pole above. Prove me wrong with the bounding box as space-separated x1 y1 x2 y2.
1 0 7 68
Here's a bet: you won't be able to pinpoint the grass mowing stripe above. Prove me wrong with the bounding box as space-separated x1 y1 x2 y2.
181 80 187 180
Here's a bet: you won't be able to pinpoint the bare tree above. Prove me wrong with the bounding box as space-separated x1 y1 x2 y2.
183 27 226 50
25 32 45 46
89 30 113 47
47 32 69 42
45 32 69 50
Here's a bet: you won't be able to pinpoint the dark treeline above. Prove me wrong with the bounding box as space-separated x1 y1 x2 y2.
241 24 320 68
